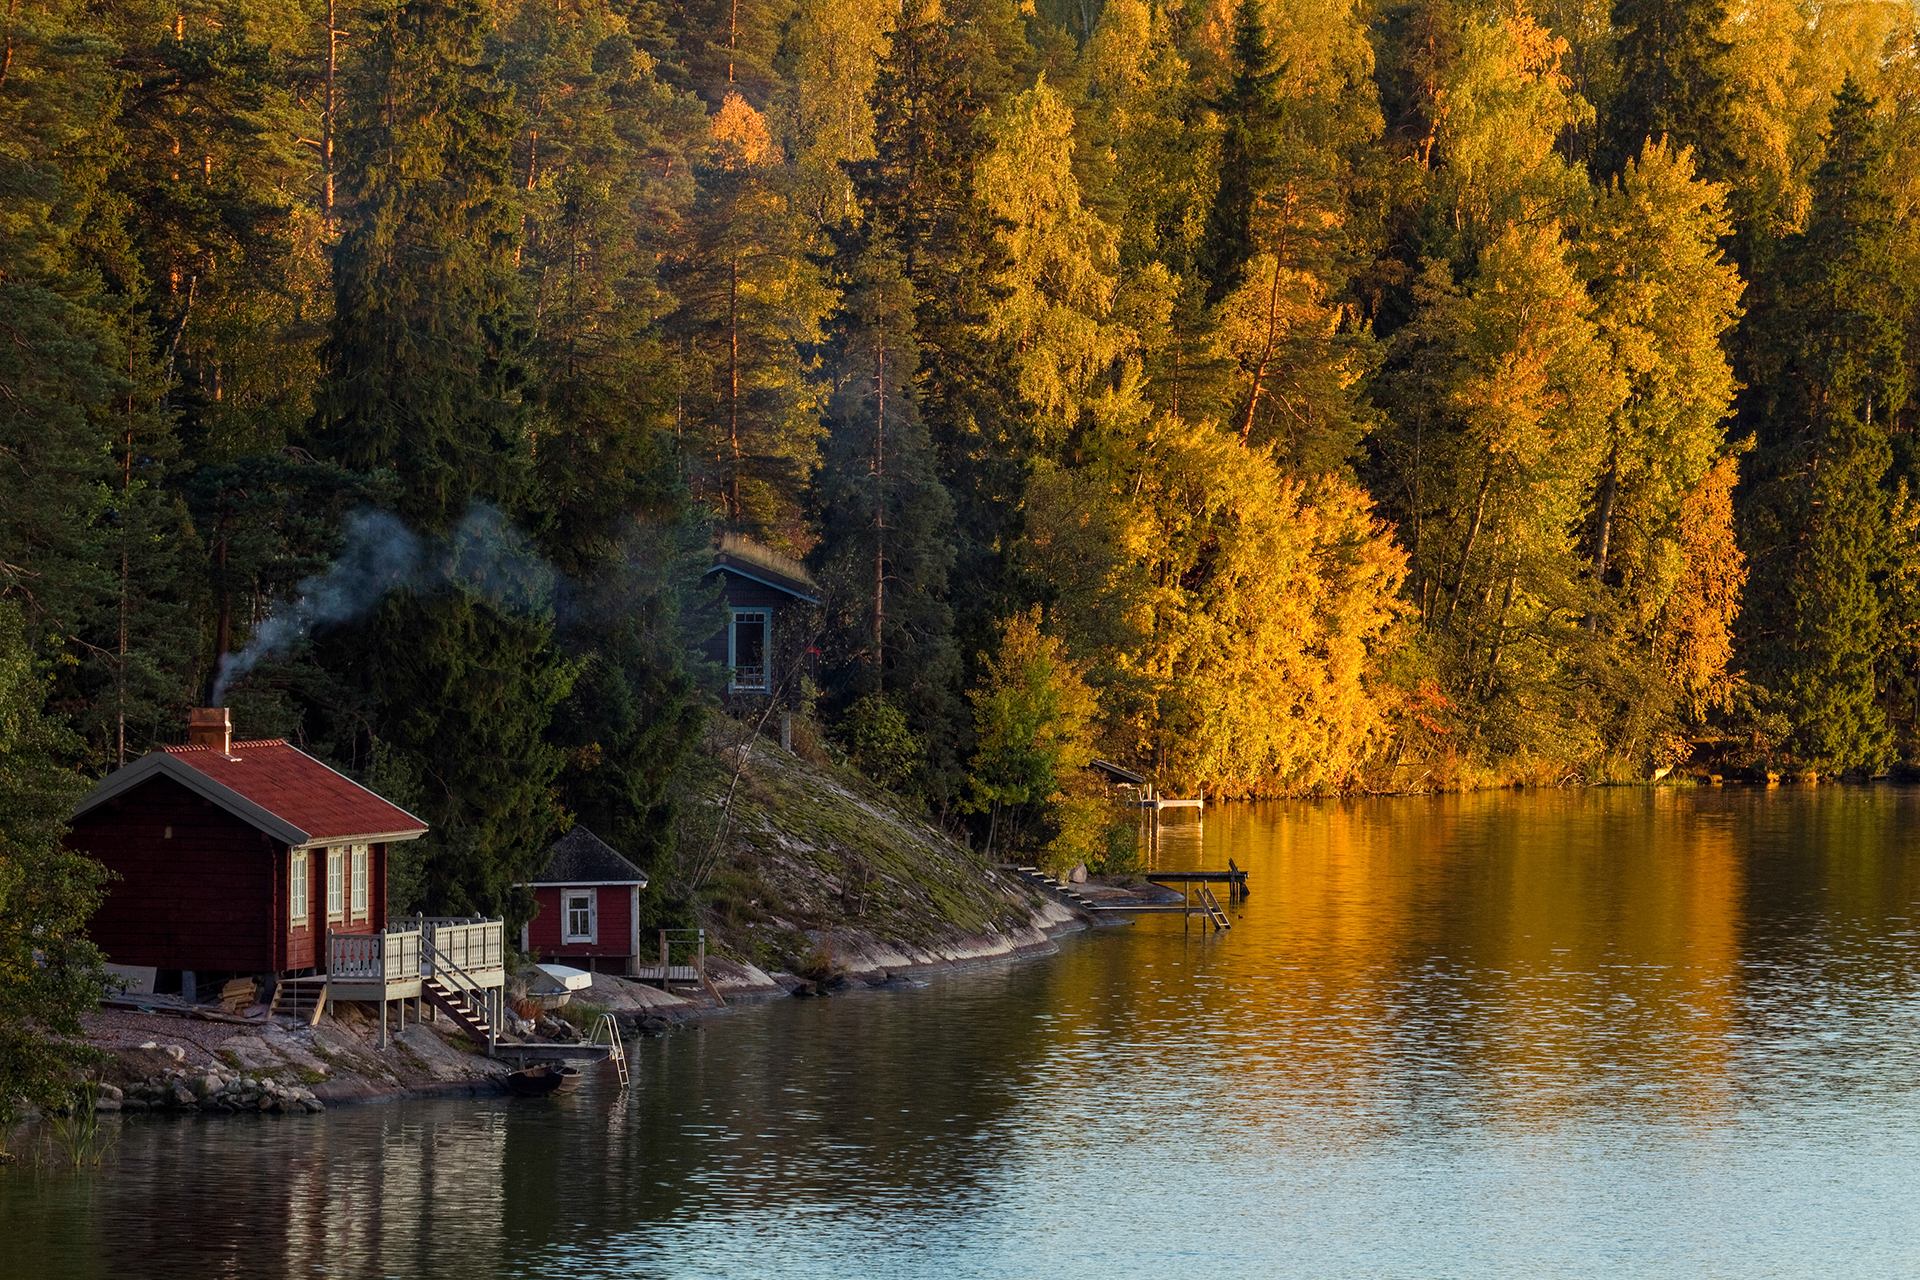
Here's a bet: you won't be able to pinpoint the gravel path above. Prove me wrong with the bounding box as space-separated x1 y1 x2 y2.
80 1009 250 1067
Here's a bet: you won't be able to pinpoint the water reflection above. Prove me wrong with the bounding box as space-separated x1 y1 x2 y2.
9 787 1920 1278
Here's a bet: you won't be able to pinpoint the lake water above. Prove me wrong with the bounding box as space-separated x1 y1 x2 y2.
7 787 1920 1278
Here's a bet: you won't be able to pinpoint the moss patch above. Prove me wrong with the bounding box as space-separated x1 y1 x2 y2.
688 718 1035 969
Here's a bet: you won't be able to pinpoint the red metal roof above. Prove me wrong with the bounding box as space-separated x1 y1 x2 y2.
160 740 427 845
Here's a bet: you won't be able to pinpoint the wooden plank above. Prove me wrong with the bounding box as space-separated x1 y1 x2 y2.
1143 871 1246 884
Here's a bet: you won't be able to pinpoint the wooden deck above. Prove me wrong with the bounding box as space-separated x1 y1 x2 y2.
634 929 726 1004
317 917 508 1048
631 965 703 983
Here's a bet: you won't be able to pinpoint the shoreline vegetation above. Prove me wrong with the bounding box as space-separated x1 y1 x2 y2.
9 0 1920 1131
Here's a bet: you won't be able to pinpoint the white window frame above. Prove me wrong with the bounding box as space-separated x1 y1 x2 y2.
350 844 369 920
290 849 309 926
326 847 345 922
563 889 597 944
728 608 771 691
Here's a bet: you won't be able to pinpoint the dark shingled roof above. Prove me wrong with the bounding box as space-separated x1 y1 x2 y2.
532 826 647 885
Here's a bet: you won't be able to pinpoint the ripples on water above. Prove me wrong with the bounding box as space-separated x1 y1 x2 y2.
7 788 1920 1278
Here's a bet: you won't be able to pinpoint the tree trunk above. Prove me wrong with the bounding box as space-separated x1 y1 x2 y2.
727 256 742 521
872 324 886 693
1483 564 1519 698
323 0 337 231
212 506 232 702
727 0 739 84
1586 443 1619 632
1239 255 1286 439
1445 465 1494 625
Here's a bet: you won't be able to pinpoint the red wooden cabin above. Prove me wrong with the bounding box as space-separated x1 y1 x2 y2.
68 708 428 991
519 827 647 974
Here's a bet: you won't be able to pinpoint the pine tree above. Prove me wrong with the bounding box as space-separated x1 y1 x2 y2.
663 0 794 107
1739 79 1911 772
811 241 961 798
849 0 1023 676
665 90 829 547
503 0 704 574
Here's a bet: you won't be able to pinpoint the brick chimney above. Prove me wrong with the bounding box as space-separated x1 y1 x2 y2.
187 707 231 753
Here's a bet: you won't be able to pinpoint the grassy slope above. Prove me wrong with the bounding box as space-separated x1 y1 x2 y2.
683 719 1037 971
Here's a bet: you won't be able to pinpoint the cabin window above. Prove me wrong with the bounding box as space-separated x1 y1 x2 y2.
327 848 345 922
565 891 596 943
350 845 369 919
729 609 770 691
290 849 309 926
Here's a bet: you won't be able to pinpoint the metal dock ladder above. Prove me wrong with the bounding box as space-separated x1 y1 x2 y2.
591 1013 630 1086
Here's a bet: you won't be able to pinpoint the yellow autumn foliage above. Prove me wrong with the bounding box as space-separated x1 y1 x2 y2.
1023 414 1407 797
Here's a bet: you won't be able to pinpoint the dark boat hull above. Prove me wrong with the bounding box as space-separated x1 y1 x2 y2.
506 1065 583 1097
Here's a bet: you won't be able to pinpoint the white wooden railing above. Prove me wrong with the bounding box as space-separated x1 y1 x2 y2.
327 927 420 981
430 920 503 976
327 918 504 987
387 915 506 980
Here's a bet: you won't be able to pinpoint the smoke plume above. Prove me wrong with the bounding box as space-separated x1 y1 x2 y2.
210 503 556 706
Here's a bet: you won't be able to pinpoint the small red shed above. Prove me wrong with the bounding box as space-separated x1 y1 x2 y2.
519 827 647 974
68 708 428 989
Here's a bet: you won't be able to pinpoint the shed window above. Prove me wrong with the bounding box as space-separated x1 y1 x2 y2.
327 848 345 921
350 845 369 919
290 849 309 926
729 609 770 691
565 891 596 943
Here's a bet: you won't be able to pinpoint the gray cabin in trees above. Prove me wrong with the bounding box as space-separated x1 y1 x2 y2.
703 533 820 699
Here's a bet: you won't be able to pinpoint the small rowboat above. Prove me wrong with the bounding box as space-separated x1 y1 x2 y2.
505 1064 582 1097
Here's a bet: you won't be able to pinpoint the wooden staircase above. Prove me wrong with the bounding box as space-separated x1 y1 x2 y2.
1004 864 1101 916
270 977 329 1025
422 977 495 1048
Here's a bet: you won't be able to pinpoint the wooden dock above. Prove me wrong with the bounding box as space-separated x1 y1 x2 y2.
1145 859 1250 901
1003 860 1246 933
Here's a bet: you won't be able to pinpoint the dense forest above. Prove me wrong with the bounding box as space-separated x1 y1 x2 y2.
6 0 1920 937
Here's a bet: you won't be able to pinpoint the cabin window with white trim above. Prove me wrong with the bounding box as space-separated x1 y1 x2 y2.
327 848 345 922
729 609 770 691
564 891 596 943
290 849 309 926
350 844 369 919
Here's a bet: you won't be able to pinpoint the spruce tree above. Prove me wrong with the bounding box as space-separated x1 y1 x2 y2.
1197 0 1283 307
1600 0 1735 181
314 0 571 928
1739 79 1911 772
321 0 528 530
0 602 109 1129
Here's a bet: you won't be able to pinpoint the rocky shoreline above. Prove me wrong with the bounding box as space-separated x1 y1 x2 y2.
29 723 1098 1127
43 894 1087 1122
